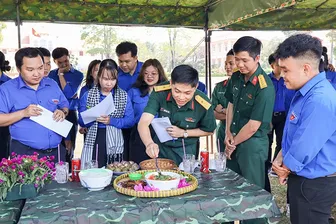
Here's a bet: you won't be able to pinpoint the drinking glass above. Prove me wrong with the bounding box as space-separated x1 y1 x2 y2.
183 154 196 173
215 152 226 172
55 162 69 184
84 160 98 169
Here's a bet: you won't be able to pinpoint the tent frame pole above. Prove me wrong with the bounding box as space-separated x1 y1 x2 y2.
15 0 22 49
204 7 213 154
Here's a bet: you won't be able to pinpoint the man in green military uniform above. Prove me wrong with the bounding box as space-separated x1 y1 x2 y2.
138 65 216 165
225 36 275 193
212 49 236 152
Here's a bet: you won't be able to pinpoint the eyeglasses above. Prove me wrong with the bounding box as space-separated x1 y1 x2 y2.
144 73 158 77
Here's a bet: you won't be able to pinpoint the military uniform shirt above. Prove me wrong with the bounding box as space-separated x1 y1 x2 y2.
211 79 229 127
144 83 216 147
225 65 275 137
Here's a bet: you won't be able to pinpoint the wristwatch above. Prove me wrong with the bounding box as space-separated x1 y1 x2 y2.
60 109 68 116
183 130 188 138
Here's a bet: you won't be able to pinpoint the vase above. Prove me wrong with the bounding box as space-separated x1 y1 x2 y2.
5 184 39 201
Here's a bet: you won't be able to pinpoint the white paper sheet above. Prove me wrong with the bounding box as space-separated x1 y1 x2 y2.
30 105 73 138
151 117 174 143
80 93 115 124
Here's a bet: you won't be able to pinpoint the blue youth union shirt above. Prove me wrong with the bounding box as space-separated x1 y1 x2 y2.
128 87 150 124
0 76 69 149
117 61 143 92
0 72 11 85
269 72 286 112
48 67 84 110
282 72 336 179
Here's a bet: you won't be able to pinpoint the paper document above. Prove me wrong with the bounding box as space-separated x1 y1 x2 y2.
30 105 73 138
151 117 174 143
80 93 115 124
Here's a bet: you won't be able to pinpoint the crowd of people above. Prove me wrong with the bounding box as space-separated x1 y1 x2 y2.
0 34 336 223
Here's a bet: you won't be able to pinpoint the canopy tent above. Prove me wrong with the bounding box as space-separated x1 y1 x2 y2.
1 0 210 28
2 0 336 30
210 0 336 30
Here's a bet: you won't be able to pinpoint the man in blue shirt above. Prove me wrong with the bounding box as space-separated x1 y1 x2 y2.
49 47 83 165
37 47 52 77
115 41 143 161
272 34 336 224
0 47 69 161
0 50 11 160
267 53 295 176
116 41 143 92
197 81 207 95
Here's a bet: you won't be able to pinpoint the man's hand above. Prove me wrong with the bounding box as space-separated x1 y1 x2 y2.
166 125 184 138
272 152 290 185
58 66 71 75
225 131 235 148
53 109 66 122
145 142 159 158
225 131 236 159
97 115 110 125
215 104 224 113
23 104 43 118
328 64 335 72
225 145 236 160
79 127 88 134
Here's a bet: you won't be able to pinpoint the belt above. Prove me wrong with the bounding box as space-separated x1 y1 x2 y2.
273 111 285 116
29 146 56 153
291 171 336 178
327 172 336 178
12 140 57 153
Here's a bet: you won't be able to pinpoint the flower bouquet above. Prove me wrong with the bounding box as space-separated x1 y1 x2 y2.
0 152 56 201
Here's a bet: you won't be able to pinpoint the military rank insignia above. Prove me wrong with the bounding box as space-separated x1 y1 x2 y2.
258 75 267 89
154 84 171 92
252 76 258 86
195 95 211 110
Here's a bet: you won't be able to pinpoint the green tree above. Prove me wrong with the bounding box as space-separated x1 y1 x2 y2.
326 30 336 65
0 23 7 44
81 25 117 59
166 28 203 72
70 54 79 68
260 37 283 72
168 28 178 71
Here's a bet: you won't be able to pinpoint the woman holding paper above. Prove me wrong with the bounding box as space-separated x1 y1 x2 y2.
128 59 168 164
78 59 134 168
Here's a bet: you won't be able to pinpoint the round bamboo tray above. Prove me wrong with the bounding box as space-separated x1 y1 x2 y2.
139 158 178 170
113 169 198 198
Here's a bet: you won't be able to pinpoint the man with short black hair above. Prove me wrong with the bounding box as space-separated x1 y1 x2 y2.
225 36 275 193
272 34 336 224
267 53 295 174
115 41 143 92
37 47 51 77
49 47 83 164
138 65 216 165
0 47 68 160
115 41 143 161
